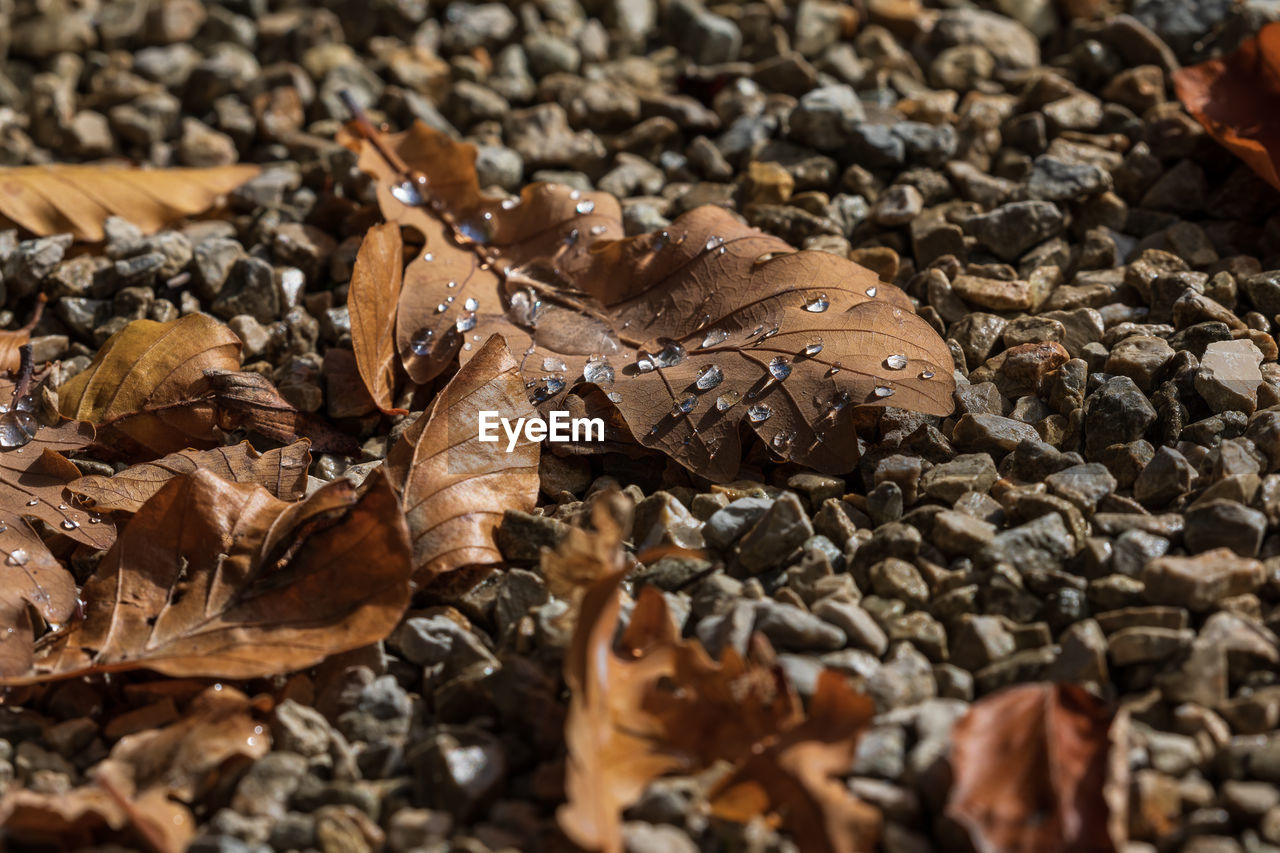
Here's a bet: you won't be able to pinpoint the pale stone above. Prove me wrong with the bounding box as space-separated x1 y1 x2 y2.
1195 339 1264 414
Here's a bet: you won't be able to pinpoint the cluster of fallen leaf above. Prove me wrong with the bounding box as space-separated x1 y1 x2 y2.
0 95 1217 849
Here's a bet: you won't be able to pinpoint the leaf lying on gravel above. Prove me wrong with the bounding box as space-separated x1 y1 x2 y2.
0 468 412 684
0 163 260 242
560 556 879 853
343 121 955 482
385 335 538 583
710 670 881 853
67 440 311 513
58 314 354 457
0 402 117 675
1174 22 1280 191
0 684 266 852
946 683 1129 853
349 221 408 413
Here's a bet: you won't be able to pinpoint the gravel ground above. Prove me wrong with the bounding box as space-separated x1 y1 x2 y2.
5 0 1280 851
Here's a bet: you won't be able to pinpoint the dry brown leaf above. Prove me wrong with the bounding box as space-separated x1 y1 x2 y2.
0 295 46 374
0 396 117 675
560 556 877 853
1 467 412 684
0 163 259 242
67 440 311 513
541 490 631 609
1174 22 1280 191
945 683 1128 853
0 684 265 852
343 121 955 481
384 334 538 583
58 314 354 457
349 221 408 413
709 670 882 853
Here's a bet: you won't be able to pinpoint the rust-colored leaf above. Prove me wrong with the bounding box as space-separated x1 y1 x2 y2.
0 684 265 852
0 295 46 375
559 545 878 853
945 683 1128 853
67 440 311 513
1174 22 1280 191
0 163 259 242
1 467 412 684
57 315 353 457
343 121 955 482
384 334 538 583
349 221 408 413
710 670 882 853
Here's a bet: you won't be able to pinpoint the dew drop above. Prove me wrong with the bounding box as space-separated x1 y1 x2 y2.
501 197 520 210
920 369 935 380
874 385 895 398
446 280 457 288
747 403 772 423
700 328 729 349
464 297 479 311
803 336 824 356
695 365 724 390
865 286 877 298
636 352 655 373
88 516 100 524
768 357 792 381
435 303 447 314
589 225 607 236
458 219 489 244
772 430 796 450
455 312 477 333
759 322 781 340
716 390 741 411
607 391 622 403
828 391 852 413
391 181 422 205
653 230 669 251
410 329 434 356
826 363 844 377
569 189 581 200
463 342 472 351
542 356 568 372
672 395 697 416
25 499 37 506
423 252 434 262
61 520 79 530
533 376 566 402
6 549 27 566
653 339 686 368
884 354 908 370
804 293 830 312
575 199 595 215
57 504 67 510
446 295 456 304
0 411 38 448
584 356 615 386
564 228 580 246
705 235 723 252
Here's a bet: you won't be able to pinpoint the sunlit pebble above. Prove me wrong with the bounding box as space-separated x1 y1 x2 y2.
576 199 595 215
884 354 907 370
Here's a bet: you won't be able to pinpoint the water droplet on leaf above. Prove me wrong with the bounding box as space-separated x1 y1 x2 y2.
768 357 792 381
6 549 27 566
456 312 477 333
391 181 422 205
672 395 696 415
804 294 829 312
695 365 724 390
700 328 729 348
716 390 740 410
884 354 907 370
576 199 595 215
410 329 434 356
542 356 568 372
874 385 894 398
803 336 824 356
653 339 686 368
865 286 877 297
748 403 772 423
584 356 615 386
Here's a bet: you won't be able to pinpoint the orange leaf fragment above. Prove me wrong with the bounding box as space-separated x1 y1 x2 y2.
1174 22 1280 191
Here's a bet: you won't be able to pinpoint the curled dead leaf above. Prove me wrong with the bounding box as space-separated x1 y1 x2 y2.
1174 22 1280 191
560 559 879 853
67 440 311 513
1 468 413 684
384 335 539 583
0 163 259 241
945 683 1129 853
343 121 955 482
0 295 46 375
349 221 408 413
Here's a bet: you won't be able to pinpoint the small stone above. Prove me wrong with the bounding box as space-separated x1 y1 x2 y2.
494 510 569 561
1108 626 1193 665
952 274 1049 312
930 8 1040 69
231 752 307 819
952 413 1042 454
1025 155 1111 201
964 201 1065 261
921 453 998 503
1196 339 1264 415
1105 335 1174 393
871 184 923 228
1184 500 1267 558
1142 549 1266 612
1084 376 1157 457
410 727 505 820
735 494 813 574
704 496 773 551
178 117 238 167
1045 463 1116 513
788 85 865 152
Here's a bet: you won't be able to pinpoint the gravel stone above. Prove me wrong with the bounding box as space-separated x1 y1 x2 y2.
1141 550 1266 612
